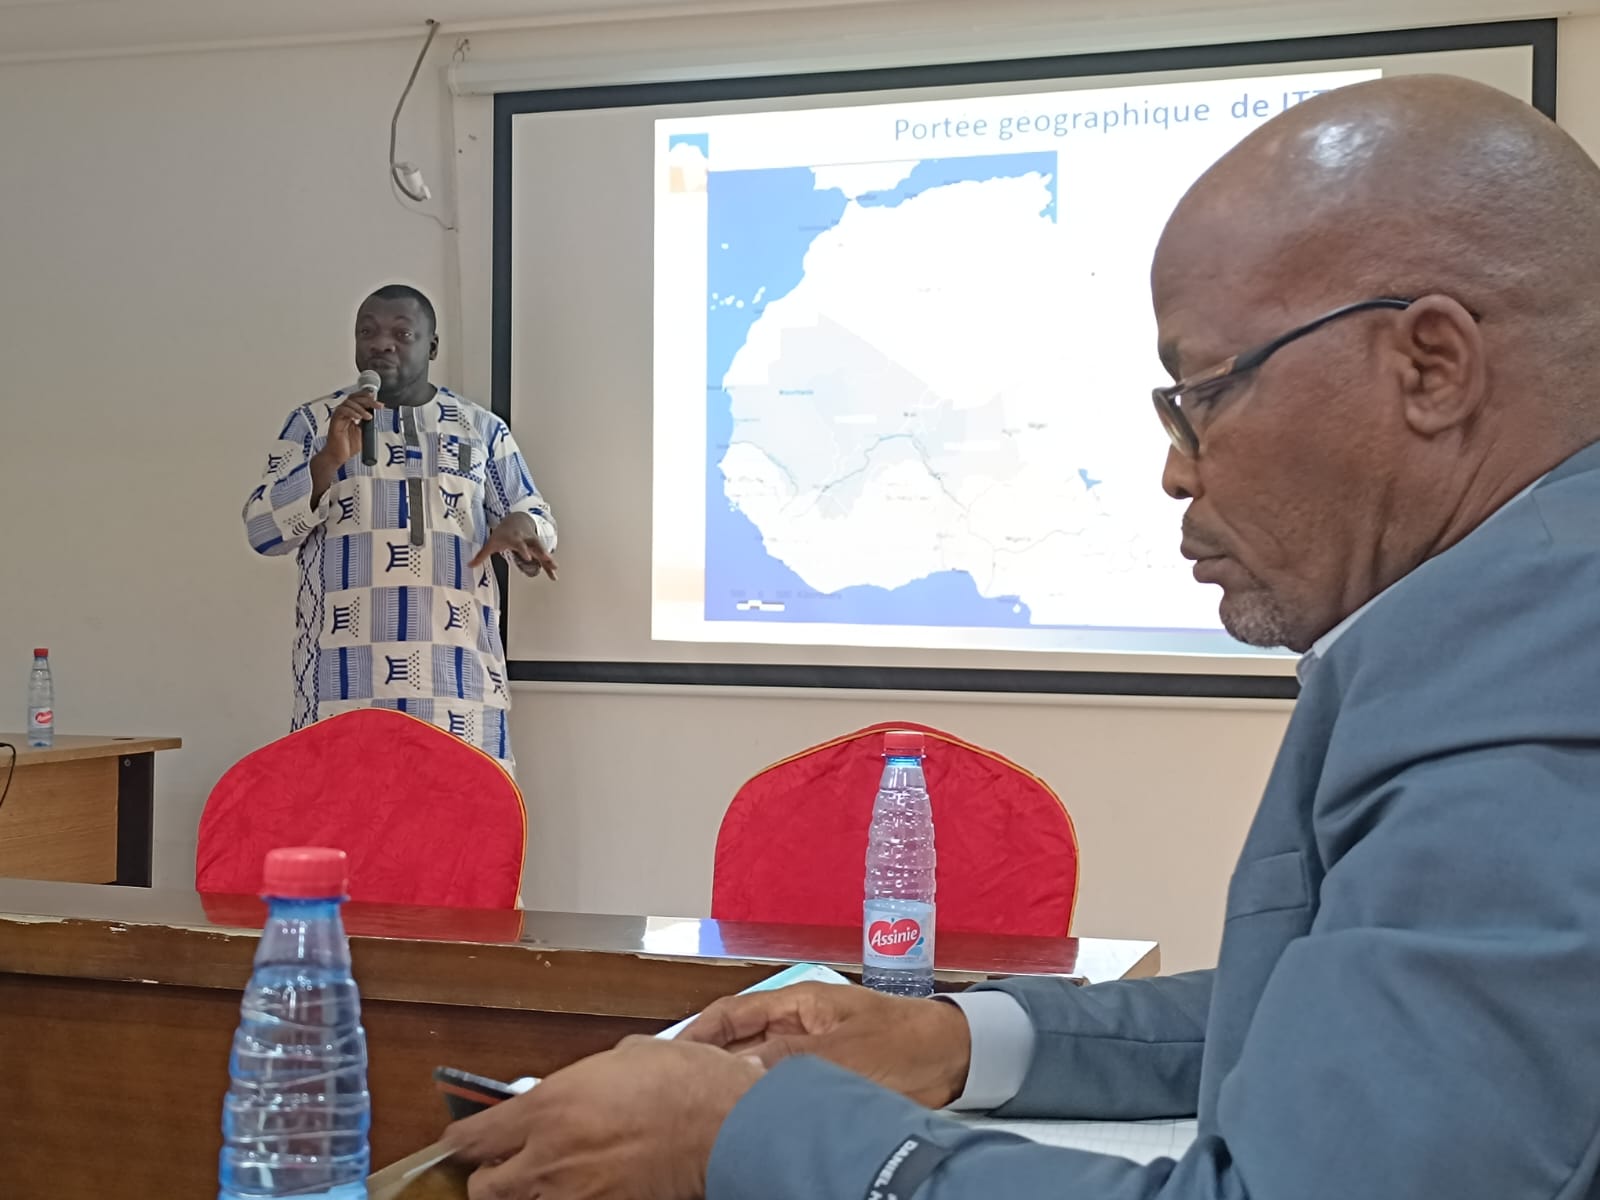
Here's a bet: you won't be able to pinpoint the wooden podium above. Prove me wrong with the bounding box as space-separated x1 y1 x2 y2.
0 734 180 886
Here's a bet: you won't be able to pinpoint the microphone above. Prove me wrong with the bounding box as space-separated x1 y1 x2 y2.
357 369 382 466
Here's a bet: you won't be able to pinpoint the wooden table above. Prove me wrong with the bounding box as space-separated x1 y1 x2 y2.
0 733 181 886
0 879 1157 1199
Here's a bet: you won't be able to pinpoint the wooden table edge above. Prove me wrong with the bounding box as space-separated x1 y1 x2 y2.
0 734 182 766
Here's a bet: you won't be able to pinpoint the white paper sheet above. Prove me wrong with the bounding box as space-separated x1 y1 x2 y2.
959 1115 1199 1164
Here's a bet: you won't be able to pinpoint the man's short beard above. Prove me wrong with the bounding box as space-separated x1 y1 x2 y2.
1219 590 1300 650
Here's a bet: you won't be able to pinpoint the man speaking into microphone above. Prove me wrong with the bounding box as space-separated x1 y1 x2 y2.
242 284 556 769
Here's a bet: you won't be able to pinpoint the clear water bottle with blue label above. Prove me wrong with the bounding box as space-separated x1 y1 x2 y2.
26 648 53 749
219 847 370 1200
863 729 937 997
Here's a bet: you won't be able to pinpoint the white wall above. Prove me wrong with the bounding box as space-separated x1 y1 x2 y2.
1560 15 1600 153
3 10 1594 974
0 38 456 885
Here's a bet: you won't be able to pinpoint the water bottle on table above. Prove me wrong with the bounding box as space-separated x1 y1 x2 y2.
26 648 53 749
219 847 370 1200
863 729 937 998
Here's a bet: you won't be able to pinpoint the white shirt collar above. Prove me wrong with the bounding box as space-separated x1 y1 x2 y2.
1295 474 1547 683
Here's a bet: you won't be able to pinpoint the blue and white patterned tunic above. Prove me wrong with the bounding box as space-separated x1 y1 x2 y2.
244 385 554 766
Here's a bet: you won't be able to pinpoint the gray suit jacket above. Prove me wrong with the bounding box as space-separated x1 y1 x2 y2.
709 440 1600 1199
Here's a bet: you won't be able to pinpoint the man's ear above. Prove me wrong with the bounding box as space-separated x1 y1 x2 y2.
1395 294 1486 437
430 335 439 362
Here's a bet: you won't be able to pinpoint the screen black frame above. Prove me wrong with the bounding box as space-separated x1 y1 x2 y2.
493 18 1557 700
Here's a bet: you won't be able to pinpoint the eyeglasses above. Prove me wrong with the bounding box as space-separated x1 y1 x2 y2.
1152 297 1416 459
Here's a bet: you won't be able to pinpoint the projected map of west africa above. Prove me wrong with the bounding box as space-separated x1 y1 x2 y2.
652 70 1375 655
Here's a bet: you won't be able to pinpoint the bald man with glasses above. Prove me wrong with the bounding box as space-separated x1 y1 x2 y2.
442 75 1600 1200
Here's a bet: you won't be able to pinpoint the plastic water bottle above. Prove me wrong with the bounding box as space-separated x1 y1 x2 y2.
26 648 53 749
220 847 370 1200
863 729 937 997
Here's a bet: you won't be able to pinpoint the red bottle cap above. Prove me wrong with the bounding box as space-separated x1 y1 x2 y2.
32 648 47 657
883 730 925 757
262 847 349 899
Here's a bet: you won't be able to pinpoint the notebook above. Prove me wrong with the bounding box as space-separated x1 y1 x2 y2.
958 1114 1199 1164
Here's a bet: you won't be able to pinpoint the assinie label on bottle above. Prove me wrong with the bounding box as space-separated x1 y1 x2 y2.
863 899 936 969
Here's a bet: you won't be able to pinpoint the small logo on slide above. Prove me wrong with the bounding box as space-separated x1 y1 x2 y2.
667 133 709 193
867 918 922 956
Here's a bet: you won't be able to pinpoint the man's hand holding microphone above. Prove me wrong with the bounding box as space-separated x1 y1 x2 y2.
310 370 382 506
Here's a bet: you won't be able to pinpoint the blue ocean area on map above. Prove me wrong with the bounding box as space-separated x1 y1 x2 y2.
702 154 1059 627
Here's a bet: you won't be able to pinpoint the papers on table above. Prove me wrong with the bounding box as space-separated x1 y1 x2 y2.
958 1114 1199 1164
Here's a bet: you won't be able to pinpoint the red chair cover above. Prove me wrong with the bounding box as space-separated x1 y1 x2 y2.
196 708 525 909
713 721 1078 937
